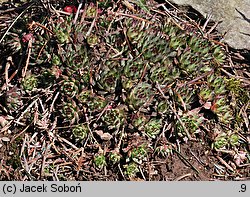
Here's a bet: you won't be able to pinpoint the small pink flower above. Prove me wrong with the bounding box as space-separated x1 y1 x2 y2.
22 33 34 43
63 5 77 14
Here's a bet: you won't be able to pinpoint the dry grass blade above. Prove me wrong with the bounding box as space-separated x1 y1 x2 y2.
0 2 35 44
174 173 192 181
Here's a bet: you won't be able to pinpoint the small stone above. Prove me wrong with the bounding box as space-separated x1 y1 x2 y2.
169 0 250 50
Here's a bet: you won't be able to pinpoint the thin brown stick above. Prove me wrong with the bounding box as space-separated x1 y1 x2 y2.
10 123 31 143
138 165 146 180
207 21 219 35
4 57 11 88
174 149 200 174
16 98 38 123
118 163 126 180
34 22 54 35
86 3 98 37
156 83 196 141
155 5 184 30
22 39 32 78
56 134 79 150
216 156 234 172
50 91 60 113
40 143 50 178
36 40 48 60
113 12 153 24
83 107 98 143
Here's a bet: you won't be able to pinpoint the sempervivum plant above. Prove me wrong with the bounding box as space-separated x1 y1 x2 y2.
211 97 233 124
200 74 234 123
132 113 160 138
109 149 121 164
124 162 139 178
212 46 226 64
212 132 228 150
155 143 174 158
94 154 107 169
174 85 196 111
86 34 99 47
143 118 162 139
85 3 98 18
95 67 120 94
60 79 79 98
208 75 227 95
150 64 180 86
5 87 23 112
122 58 146 90
63 43 89 73
198 85 214 102
21 74 38 92
77 89 107 113
176 113 204 139
157 100 170 116
127 82 155 111
127 144 148 164
53 16 72 44
180 35 212 73
39 69 56 88
161 24 221 77
72 124 89 140
132 112 150 129
77 89 92 105
212 131 240 150
101 105 126 130
61 100 79 124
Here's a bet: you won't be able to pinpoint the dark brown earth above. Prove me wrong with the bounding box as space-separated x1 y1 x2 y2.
1 129 249 181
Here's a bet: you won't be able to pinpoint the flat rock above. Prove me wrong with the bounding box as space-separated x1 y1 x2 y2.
168 0 250 50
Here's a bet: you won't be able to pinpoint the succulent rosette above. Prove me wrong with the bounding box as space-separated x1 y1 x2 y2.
127 82 155 111
21 74 38 92
60 79 79 98
61 101 79 124
72 124 89 140
101 106 126 130
95 68 119 94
